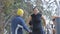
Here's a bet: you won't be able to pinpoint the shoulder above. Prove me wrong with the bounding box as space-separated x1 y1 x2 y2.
31 14 34 17
38 13 42 17
39 13 42 15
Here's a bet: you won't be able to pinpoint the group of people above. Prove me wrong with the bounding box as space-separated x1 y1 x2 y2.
11 6 46 34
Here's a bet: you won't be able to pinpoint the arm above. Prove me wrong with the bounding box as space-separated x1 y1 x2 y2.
26 16 32 26
20 18 31 32
41 16 46 27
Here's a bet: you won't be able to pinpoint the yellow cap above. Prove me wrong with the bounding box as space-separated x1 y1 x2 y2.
17 9 24 16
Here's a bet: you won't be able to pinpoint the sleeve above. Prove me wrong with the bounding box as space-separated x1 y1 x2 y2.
19 18 30 32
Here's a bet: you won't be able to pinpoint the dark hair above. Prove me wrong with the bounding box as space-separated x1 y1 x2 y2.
33 6 37 11
52 19 55 21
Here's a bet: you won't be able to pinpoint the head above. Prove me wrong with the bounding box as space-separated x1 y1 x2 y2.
33 6 39 14
17 9 24 16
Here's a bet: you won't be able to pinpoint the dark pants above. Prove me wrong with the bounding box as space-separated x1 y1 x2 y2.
32 28 44 34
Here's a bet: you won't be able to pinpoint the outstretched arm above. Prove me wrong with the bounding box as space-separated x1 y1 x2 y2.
19 18 31 32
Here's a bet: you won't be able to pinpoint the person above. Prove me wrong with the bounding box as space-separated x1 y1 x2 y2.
11 9 32 34
52 19 56 34
27 6 45 34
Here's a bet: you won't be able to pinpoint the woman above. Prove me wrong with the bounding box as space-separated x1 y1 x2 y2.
28 6 45 34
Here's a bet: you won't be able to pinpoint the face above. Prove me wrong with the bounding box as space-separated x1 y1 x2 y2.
33 8 39 14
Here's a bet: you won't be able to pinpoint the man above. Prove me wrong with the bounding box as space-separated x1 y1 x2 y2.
52 16 60 34
11 9 31 34
27 6 45 34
